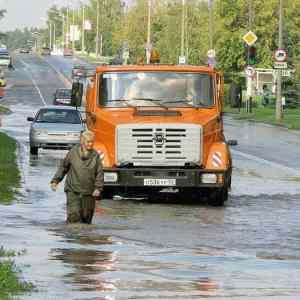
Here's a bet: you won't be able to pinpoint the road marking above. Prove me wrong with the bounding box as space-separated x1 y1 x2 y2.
38 55 72 88
232 149 300 176
18 58 47 106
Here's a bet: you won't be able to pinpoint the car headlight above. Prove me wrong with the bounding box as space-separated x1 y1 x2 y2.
68 132 80 137
104 172 118 183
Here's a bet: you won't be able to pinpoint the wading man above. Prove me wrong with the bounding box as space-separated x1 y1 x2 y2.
50 130 103 224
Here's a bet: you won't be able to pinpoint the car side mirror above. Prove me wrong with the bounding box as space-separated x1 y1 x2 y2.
71 81 83 107
27 117 34 122
227 139 238 146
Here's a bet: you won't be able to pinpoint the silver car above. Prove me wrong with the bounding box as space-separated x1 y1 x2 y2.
28 106 85 155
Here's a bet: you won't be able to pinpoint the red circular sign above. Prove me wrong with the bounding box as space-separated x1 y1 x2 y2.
273 49 287 62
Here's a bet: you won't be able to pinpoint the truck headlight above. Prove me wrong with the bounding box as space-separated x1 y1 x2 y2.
201 173 217 184
104 172 118 183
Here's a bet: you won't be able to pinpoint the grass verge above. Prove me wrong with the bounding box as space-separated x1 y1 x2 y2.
0 133 34 298
0 132 20 204
0 105 11 114
224 106 300 130
0 247 34 300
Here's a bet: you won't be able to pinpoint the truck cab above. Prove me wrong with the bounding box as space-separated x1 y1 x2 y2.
77 64 231 206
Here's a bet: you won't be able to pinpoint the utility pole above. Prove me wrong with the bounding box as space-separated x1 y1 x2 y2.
181 0 185 58
72 2 75 52
208 0 213 50
62 14 65 49
49 23 52 49
276 0 283 122
53 23 56 51
66 4 69 48
146 0 152 64
246 0 253 113
81 2 85 53
96 0 100 56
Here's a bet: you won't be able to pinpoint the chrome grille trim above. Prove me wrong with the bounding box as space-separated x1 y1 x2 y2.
116 124 202 166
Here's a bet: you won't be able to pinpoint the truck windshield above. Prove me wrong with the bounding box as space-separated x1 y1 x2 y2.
99 72 214 108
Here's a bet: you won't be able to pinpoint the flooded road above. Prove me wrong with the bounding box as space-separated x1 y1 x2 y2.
1 53 300 299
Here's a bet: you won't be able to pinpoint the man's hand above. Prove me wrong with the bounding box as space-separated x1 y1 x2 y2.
50 182 58 192
92 189 101 198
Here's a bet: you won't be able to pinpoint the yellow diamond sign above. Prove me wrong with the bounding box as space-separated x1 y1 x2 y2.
243 31 258 46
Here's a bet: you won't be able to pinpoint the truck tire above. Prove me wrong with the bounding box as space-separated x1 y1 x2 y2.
30 146 38 155
208 187 228 207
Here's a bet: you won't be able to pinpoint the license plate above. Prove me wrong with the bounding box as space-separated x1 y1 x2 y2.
144 178 176 186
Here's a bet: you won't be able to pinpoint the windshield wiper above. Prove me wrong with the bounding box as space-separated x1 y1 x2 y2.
105 99 135 108
161 99 194 107
131 98 169 110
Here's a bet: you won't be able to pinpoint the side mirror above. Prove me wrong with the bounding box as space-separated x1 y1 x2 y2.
71 81 83 107
227 139 238 146
27 117 34 122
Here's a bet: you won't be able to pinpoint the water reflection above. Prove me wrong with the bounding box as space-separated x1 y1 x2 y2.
50 227 117 294
194 277 219 297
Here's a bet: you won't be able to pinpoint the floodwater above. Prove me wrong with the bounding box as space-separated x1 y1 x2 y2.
0 54 300 299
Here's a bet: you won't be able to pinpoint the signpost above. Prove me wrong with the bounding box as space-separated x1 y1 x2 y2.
242 30 258 113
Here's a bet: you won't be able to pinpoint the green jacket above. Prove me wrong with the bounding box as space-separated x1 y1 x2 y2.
51 145 104 195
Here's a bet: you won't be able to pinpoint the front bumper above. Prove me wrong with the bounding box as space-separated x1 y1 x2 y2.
30 135 80 150
103 167 228 188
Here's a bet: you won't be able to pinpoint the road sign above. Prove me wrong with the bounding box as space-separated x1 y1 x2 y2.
273 62 287 69
84 20 92 31
272 69 293 77
245 66 255 78
178 56 186 64
243 31 258 46
207 49 216 58
273 49 287 62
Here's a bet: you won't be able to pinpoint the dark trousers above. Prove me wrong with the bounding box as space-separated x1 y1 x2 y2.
66 191 96 224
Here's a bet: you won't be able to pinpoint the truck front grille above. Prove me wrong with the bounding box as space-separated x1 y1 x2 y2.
116 124 202 166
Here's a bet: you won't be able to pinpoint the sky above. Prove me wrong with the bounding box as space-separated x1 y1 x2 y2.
0 0 71 32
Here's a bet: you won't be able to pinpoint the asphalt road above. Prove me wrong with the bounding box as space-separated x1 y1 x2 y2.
0 53 300 300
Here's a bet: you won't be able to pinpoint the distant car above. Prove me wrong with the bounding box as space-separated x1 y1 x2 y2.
71 65 87 79
63 48 74 57
27 106 85 155
53 88 72 105
0 50 11 67
41 47 51 56
19 48 30 54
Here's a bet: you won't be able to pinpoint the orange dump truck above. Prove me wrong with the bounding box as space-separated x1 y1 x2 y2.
72 64 232 206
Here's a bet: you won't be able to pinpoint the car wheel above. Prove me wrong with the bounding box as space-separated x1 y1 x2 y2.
30 146 38 155
208 187 228 207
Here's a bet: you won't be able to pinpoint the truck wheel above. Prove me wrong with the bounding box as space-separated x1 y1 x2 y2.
208 187 228 207
30 146 38 155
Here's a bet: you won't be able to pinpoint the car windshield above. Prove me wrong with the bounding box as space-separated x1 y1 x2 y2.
36 109 81 124
56 89 71 98
99 72 214 108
